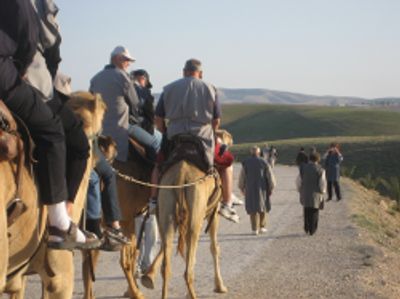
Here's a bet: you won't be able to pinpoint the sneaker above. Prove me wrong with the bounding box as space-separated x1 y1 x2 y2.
104 227 131 245
99 235 122 252
252 230 259 235
47 221 101 250
219 204 240 223
231 194 244 206
260 227 268 234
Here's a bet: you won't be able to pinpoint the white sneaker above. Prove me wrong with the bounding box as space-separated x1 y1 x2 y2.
260 227 268 234
231 193 244 206
219 204 240 223
252 230 259 235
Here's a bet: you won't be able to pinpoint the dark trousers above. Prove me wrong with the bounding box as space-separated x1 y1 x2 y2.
4 81 67 204
95 151 121 224
327 180 341 200
304 207 319 235
48 94 89 202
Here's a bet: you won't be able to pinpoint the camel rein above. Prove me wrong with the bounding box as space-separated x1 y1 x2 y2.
112 167 217 189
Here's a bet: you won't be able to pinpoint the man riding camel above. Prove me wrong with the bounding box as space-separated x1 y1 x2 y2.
0 0 100 250
154 58 239 222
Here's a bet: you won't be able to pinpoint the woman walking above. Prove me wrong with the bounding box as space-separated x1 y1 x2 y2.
297 151 327 235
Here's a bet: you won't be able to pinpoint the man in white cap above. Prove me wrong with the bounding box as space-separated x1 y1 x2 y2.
91 46 161 163
90 46 138 162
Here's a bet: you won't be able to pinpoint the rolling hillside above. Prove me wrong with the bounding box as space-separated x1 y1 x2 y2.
221 104 400 144
218 88 400 106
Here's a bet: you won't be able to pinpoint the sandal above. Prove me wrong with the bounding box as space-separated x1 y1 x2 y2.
47 221 102 250
99 235 122 252
104 226 131 245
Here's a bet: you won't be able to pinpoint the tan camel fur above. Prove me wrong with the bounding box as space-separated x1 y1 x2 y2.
141 160 227 299
2 91 106 299
82 148 152 299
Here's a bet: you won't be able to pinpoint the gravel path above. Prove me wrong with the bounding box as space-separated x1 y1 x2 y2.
22 164 382 299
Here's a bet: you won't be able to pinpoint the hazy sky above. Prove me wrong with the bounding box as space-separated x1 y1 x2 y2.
56 0 400 98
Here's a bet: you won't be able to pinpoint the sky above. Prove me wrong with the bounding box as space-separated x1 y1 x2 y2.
56 0 400 98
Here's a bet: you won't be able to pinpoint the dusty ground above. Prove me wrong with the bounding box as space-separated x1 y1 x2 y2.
18 164 400 299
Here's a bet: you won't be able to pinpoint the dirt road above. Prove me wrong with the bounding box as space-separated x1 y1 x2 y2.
23 164 387 299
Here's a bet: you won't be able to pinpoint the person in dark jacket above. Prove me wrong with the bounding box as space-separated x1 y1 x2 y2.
0 0 99 250
239 146 276 235
295 147 309 168
323 143 343 201
297 151 327 235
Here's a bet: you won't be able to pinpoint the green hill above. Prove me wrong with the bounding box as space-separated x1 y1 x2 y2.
221 104 400 143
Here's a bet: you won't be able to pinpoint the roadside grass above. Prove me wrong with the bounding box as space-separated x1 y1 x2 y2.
346 178 400 253
222 104 400 143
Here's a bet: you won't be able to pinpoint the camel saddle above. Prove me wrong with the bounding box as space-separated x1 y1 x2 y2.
160 134 210 175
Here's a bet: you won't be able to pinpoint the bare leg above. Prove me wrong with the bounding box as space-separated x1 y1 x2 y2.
220 165 233 205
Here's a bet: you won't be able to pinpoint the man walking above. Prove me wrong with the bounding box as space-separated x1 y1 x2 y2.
239 146 276 235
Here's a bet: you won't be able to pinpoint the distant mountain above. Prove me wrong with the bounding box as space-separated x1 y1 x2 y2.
217 88 400 107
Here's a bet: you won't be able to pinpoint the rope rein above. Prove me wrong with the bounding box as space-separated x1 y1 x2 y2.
112 167 216 189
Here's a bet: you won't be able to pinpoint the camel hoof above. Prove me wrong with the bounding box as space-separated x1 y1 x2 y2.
214 285 228 293
141 275 155 289
123 288 132 297
123 288 145 299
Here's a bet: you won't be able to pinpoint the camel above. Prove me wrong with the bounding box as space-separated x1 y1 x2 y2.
141 158 227 299
1 91 106 299
81 150 152 299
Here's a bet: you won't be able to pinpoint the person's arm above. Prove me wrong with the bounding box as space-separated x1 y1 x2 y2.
155 93 166 133
265 163 276 194
212 118 220 131
319 169 327 194
12 0 40 76
238 166 246 195
212 92 221 131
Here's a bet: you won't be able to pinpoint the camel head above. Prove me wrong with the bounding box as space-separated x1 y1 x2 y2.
67 91 107 137
215 129 233 146
98 135 118 163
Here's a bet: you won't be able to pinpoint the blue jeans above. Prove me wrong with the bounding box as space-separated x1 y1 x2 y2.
86 170 101 220
128 125 162 159
86 151 122 224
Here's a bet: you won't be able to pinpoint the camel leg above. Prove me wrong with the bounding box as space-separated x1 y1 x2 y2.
0 205 7 291
158 190 176 299
208 212 227 293
82 250 100 299
141 246 163 289
6 275 26 299
120 240 144 299
184 205 204 299
40 250 74 299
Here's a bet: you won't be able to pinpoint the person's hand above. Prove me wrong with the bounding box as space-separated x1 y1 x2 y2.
148 197 157 213
218 144 227 156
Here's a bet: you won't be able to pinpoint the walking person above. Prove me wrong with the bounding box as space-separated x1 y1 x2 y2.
297 151 327 235
295 147 309 168
239 146 276 235
324 143 343 201
268 145 278 168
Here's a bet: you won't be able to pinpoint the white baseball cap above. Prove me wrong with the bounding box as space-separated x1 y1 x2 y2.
110 46 135 61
